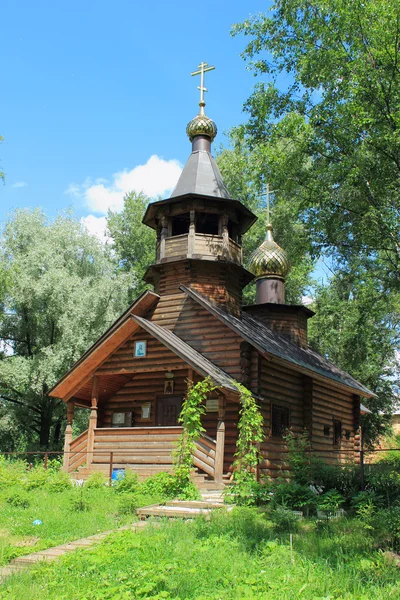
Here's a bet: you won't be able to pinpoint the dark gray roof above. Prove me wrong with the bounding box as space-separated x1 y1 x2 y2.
180 285 375 398
170 150 231 199
131 315 238 393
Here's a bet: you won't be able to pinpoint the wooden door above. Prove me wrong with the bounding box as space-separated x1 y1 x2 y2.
156 396 182 426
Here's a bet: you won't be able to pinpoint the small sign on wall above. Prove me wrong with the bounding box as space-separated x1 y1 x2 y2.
134 340 147 358
206 397 219 412
141 403 151 420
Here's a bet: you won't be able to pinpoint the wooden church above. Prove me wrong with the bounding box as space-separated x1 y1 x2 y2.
50 63 374 486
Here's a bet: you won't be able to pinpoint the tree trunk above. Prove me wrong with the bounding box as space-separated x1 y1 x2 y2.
39 408 52 449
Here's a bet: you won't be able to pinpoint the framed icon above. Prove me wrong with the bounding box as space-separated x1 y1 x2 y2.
164 379 174 394
134 340 147 358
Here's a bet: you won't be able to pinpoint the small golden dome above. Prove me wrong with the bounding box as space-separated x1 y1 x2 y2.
249 224 290 280
186 105 217 142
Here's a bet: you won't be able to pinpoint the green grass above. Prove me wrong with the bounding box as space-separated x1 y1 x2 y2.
1 509 400 599
0 462 165 566
0 485 134 565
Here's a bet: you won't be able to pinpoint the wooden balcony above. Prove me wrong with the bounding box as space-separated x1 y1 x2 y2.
160 233 242 266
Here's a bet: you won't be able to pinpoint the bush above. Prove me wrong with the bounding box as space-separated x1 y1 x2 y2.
317 489 345 513
271 482 317 512
351 490 382 513
46 470 71 493
70 490 90 512
369 507 400 551
5 490 30 508
117 493 138 515
270 507 301 533
113 470 140 494
85 472 108 489
25 466 50 490
0 459 27 489
364 468 400 508
141 472 177 499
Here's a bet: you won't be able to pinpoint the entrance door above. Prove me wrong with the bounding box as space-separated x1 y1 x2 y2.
156 396 182 426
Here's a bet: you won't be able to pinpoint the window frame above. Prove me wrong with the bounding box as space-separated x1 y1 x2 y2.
333 419 342 447
271 404 290 438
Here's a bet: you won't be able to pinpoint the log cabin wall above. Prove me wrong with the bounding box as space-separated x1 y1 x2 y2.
150 260 244 316
256 355 305 479
311 381 356 464
152 294 244 381
244 305 309 348
97 330 189 427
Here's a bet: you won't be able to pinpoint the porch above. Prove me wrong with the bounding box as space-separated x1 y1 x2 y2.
64 424 227 486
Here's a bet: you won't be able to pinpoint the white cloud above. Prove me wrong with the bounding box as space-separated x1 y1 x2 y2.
11 181 27 189
67 155 182 215
301 295 314 306
80 215 111 244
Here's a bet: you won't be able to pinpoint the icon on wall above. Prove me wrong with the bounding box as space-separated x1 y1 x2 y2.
134 340 147 358
164 379 174 394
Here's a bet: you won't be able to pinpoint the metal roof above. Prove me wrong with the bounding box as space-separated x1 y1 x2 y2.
180 285 376 398
170 150 231 199
131 315 238 393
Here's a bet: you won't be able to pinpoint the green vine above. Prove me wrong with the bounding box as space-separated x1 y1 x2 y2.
233 383 264 482
173 377 217 490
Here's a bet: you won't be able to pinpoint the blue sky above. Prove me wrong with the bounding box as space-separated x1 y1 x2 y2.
1 0 276 239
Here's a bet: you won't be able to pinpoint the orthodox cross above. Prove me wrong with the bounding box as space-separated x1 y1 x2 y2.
191 62 215 112
261 183 276 225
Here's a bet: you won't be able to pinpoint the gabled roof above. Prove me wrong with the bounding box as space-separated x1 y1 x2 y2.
131 315 238 393
170 150 231 199
180 285 376 398
49 290 160 401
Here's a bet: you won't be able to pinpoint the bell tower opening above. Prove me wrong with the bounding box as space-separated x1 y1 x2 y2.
171 213 190 236
196 213 219 235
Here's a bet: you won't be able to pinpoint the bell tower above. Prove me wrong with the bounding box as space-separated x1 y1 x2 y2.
143 62 256 315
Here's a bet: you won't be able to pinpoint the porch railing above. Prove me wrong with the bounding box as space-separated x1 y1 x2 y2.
68 429 88 472
193 433 216 479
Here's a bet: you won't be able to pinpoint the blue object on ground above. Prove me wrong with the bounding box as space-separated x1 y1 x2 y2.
33 520 43 526
111 468 125 482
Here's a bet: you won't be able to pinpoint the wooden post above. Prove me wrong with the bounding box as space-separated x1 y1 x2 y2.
221 214 229 259
187 210 195 258
215 395 226 484
360 425 365 491
87 376 99 467
109 452 114 485
160 216 168 260
63 401 75 472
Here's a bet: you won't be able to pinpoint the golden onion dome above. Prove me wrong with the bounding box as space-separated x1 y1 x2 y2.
249 224 290 280
186 101 217 142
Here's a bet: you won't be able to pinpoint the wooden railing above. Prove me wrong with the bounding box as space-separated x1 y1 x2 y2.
162 233 242 266
66 427 222 482
68 430 88 473
91 426 182 467
193 433 216 479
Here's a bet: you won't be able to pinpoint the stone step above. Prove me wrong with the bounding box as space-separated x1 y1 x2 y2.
136 500 232 520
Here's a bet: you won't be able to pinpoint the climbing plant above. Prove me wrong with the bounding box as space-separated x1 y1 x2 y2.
233 383 264 482
173 377 217 495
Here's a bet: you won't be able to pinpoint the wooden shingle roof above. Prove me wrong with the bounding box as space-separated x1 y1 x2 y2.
131 315 238 393
180 285 375 398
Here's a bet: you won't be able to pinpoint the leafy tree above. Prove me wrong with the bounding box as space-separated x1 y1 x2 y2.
231 0 400 438
0 208 136 449
308 261 400 444
216 135 315 304
107 191 156 298
233 0 400 287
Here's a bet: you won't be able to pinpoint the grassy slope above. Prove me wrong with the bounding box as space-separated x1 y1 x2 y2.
2 509 400 600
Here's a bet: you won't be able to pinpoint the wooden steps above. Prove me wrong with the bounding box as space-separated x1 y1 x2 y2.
136 499 232 520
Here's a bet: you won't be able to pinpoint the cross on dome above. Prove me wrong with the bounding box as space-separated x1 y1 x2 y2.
191 61 215 115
